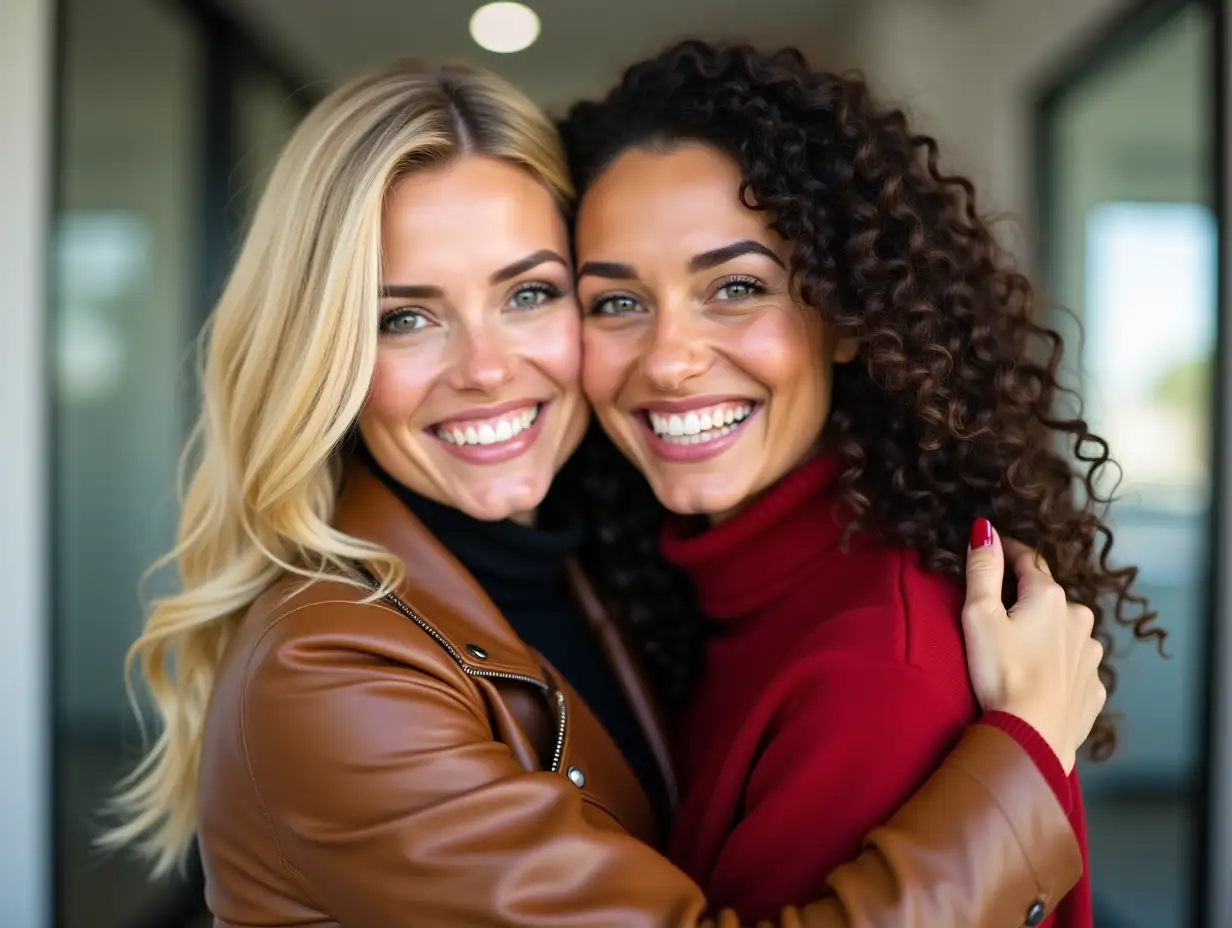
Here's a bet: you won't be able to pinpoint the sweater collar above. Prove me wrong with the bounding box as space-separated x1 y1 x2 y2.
660 455 848 620
364 451 583 598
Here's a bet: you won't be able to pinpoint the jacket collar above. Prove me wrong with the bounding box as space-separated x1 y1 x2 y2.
333 456 679 811
333 459 549 685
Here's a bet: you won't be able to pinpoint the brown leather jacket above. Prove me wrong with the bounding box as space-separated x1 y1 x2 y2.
197 462 1082 927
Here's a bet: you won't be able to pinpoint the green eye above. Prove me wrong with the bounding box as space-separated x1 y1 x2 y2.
715 278 762 300
379 309 429 334
590 295 642 316
507 282 560 311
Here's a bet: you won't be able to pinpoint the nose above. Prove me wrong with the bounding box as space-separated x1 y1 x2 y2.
641 306 710 393
448 326 513 394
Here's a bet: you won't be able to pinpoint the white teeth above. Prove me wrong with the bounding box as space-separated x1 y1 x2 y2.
436 405 540 446
648 402 755 443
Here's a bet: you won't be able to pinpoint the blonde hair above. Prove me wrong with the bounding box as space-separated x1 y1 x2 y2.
101 59 573 874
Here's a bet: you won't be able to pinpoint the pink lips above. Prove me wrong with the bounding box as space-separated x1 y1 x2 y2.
430 401 547 466
637 400 760 464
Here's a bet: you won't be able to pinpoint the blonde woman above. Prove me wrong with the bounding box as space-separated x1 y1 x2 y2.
105 59 1102 927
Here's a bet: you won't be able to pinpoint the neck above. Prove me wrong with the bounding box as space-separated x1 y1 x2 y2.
706 446 825 526
509 508 537 527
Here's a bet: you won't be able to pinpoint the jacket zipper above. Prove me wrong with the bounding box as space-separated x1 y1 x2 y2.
380 588 569 775
550 690 568 773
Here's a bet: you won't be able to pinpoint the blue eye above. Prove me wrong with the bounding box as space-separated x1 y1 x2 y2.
589 294 643 316
507 282 561 311
379 308 431 334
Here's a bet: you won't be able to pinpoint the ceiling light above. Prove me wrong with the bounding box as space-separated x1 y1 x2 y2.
468 2 540 54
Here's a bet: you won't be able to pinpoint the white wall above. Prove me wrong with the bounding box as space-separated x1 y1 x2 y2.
842 0 1132 255
0 0 52 924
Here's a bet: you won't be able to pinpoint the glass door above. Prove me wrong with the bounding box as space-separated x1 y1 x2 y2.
1035 2 1220 925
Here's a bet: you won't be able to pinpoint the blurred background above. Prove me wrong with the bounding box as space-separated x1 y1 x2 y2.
1 0 1228 925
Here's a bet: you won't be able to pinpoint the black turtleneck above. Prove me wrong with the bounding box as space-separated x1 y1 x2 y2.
364 455 668 825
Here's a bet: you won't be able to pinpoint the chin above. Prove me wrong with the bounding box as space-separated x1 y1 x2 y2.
457 475 551 522
652 478 743 519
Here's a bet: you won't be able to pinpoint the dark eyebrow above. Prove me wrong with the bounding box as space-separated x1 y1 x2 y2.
577 240 785 284
576 260 638 282
378 283 444 300
379 250 569 299
688 240 786 272
490 249 570 284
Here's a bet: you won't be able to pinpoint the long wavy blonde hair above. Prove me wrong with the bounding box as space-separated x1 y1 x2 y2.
101 58 573 875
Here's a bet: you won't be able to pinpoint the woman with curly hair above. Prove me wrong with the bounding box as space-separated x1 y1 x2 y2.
563 39 1160 928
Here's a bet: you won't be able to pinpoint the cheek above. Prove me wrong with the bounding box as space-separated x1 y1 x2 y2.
772 317 833 444
730 309 827 392
522 308 582 395
580 327 631 407
363 348 434 429
735 311 833 438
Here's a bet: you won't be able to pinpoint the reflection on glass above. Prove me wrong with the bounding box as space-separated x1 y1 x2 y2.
55 213 151 404
1084 202 1215 506
53 0 201 926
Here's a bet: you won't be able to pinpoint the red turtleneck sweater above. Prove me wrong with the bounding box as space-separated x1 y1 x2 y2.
661 456 1092 926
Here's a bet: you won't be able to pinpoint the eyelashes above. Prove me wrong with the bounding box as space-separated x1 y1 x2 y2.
712 275 766 301
378 280 566 335
585 274 769 317
586 294 643 317
378 307 430 335
505 281 564 311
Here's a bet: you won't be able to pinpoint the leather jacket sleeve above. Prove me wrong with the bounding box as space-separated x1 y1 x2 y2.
239 601 1081 927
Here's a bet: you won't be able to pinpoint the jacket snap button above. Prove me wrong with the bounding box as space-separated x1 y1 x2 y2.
1024 900 1046 926
567 766 586 788
466 643 488 660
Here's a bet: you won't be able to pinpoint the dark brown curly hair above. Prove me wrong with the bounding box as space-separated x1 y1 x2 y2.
558 39 1162 758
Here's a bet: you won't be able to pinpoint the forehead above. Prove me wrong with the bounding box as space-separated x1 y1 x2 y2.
575 144 773 258
382 155 566 278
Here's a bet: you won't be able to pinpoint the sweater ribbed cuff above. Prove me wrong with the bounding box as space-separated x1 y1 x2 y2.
980 710 1073 813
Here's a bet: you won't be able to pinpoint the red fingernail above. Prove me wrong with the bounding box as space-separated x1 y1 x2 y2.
970 519 993 549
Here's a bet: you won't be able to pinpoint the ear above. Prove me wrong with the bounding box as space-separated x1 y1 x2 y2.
832 336 859 365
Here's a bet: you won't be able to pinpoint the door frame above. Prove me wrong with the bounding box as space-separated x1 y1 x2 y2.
1032 1 1226 925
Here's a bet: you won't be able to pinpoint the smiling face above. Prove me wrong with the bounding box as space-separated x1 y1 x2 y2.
575 144 856 520
357 154 588 522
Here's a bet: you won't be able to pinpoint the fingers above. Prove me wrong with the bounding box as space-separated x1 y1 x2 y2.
963 519 1005 617
1070 603 1096 639
1084 656 1108 725
1079 638 1107 740
1004 538 1058 599
1082 636 1105 673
